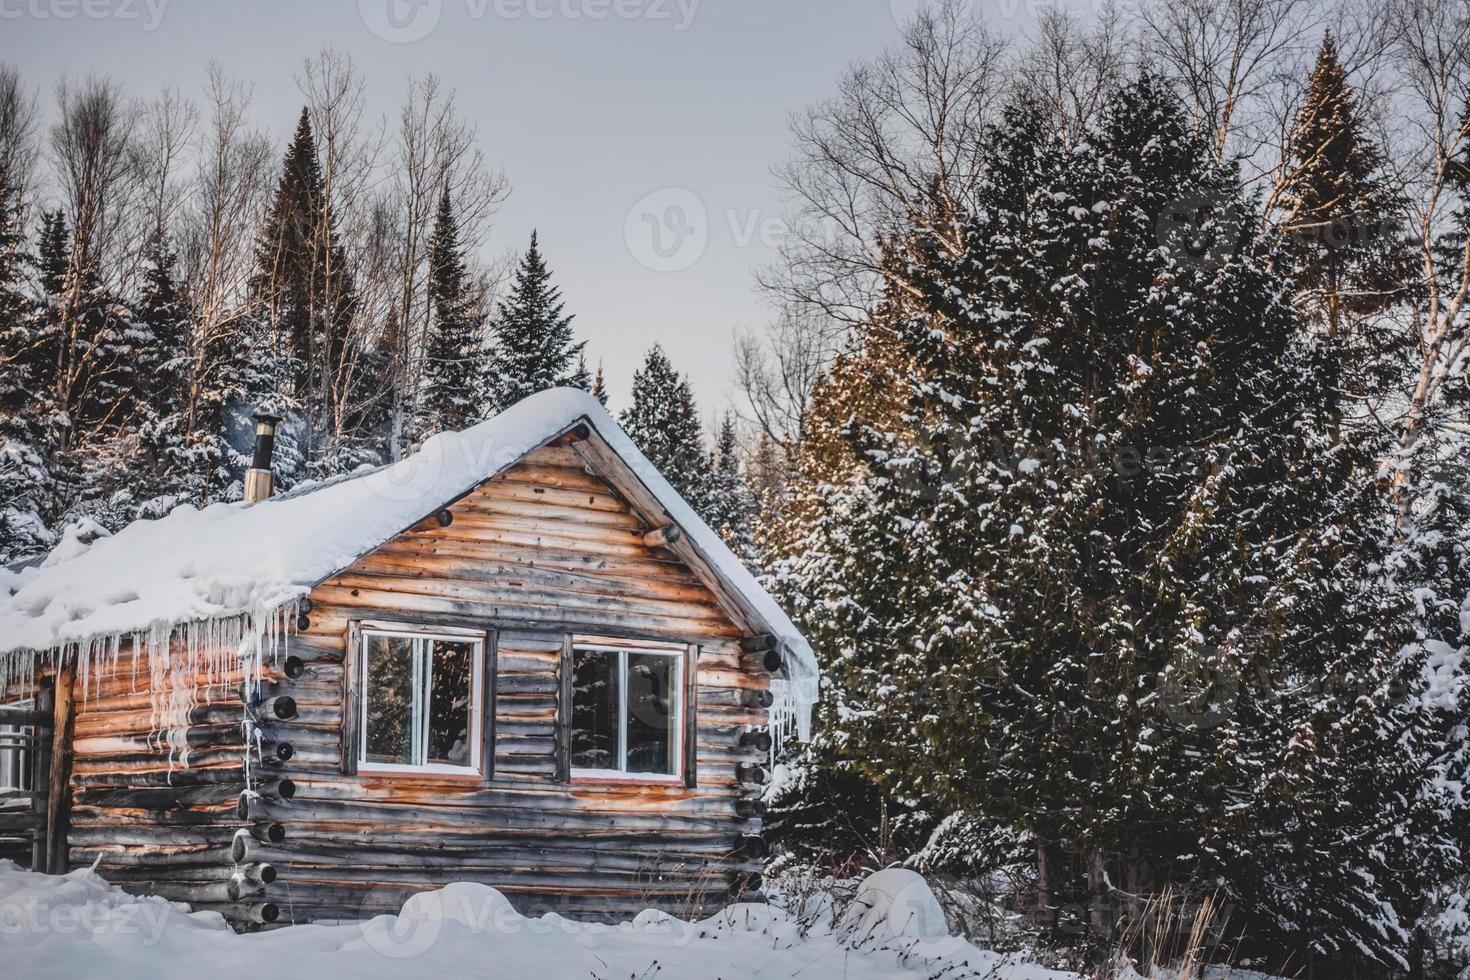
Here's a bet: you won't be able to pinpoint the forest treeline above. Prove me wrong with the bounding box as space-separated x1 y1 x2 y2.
748 1 1470 977
0 55 756 561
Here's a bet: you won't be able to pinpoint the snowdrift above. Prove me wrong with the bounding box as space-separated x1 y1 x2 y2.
0 860 1076 980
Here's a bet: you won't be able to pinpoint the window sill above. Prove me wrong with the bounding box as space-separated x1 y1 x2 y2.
571 769 685 787
358 763 484 780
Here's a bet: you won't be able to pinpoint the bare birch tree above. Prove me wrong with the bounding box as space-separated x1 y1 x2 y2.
48 75 141 437
386 73 507 457
179 63 273 435
761 0 1007 327
1378 0 1470 474
0 64 39 209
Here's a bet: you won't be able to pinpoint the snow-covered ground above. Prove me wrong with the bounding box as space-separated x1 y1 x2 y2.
0 861 1081 979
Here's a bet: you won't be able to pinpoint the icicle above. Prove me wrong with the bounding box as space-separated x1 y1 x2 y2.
0 597 310 779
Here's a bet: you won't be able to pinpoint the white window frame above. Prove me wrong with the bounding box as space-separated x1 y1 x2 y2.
570 643 684 784
358 626 484 776
0 698 33 792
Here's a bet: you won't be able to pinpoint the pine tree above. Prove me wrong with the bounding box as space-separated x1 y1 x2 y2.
416 185 484 437
703 413 756 556
28 209 67 394
136 228 189 400
0 157 52 560
568 351 592 394
775 77 1446 966
1280 35 1408 411
36 208 66 295
122 229 203 518
620 345 708 513
590 362 608 406
253 108 358 441
483 231 584 412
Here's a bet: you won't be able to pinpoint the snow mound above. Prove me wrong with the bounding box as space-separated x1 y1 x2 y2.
837 868 950 940
0 860 1077 980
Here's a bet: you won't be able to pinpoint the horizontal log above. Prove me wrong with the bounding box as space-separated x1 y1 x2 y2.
70 844 230 868
213 902 279 925
0 811 41 832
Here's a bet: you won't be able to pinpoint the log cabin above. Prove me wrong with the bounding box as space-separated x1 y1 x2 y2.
0 388 817 928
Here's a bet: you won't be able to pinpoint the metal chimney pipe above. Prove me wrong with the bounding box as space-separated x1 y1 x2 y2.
244 411 282 504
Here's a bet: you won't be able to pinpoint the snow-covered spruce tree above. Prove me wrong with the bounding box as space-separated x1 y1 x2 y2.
252 108 358 452
112 229 204 519
32 207 148 531
759 298 922 869
0 157 53 560
703 413 757 557
567 351 592 394
1277 34 1409 416
482 231 584 413
620 345 709 515
775 77 1443 967
416 184 485 437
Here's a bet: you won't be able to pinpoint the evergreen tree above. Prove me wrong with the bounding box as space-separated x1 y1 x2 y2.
620 345 708 513
28 209 67 393
416 184 484 436
775 77 1446 966
1399 109 1470 967
253 108 358 440
1280 35 1408 411
590 362 608 406
35 208 66 295
568 351 592 394
136 228 190 402
483 231 583 412
0 158 52 560
704 412 757 556
122 229 204 518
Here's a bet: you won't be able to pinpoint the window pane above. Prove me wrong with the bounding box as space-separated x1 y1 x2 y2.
626 654 678 776
571 649 620 770
426 639 475 767
0 722 30 791
364 635 415 765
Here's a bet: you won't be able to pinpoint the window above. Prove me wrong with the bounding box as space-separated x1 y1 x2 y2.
359 628 483 774
0 701 32 791
571 644 683 781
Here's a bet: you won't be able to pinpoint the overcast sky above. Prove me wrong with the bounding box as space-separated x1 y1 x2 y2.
0 0 1040 416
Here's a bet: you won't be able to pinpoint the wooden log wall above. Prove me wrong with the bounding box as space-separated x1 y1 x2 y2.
51 437 775 927
61 640 249 914
254 441 772 923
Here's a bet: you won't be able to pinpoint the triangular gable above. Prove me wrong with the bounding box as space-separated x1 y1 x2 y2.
0 390 816 734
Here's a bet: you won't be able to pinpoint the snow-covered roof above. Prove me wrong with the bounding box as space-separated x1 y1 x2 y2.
0 389 817 728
